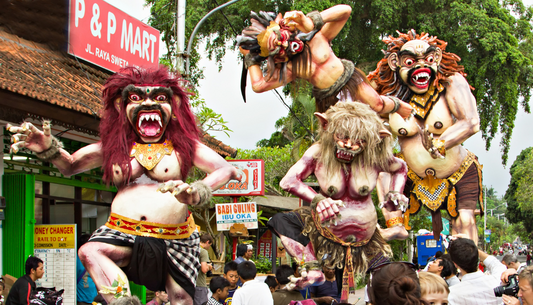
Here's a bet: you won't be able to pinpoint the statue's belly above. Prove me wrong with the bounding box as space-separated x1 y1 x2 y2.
111 183 188 224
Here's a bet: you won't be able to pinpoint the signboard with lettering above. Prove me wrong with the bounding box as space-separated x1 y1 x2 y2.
215 202 258 231
34 225 77 305
68 0 160 72
213 160 264 196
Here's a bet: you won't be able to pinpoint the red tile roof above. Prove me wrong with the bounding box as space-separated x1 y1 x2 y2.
0 30 106 117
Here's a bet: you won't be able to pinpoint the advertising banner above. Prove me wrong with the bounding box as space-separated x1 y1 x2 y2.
33 224 77 305
213 160 264 196
68 0 160 72
215 202 258 231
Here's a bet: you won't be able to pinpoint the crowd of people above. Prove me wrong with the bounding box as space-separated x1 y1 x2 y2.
4 236 533 305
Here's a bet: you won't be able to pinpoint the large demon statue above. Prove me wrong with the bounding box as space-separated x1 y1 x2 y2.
9 67 239 305
368 30 483 241
267 102 408 302
237 5 412 117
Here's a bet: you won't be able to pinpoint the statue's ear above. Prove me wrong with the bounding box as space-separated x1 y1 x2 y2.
314 112 328 131
114 98 121 111
435 47 443 66
379 129 392 139
387 53 399 71
275 13 283 23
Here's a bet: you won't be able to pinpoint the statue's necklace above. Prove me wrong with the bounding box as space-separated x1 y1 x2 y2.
409 84 445 120
130 140 174 170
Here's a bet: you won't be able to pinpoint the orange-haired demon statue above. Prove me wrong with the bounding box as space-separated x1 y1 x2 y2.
368 30 483 241
9 67 239 305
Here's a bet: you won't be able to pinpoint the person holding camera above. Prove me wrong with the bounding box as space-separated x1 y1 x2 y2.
500 266 533 305
195 233 214 305
448 237 507 304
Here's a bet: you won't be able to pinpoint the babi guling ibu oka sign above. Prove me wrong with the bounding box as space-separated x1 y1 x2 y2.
215 202 258 231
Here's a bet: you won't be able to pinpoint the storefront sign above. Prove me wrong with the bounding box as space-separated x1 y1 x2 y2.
34 224 76 249
257 230 272 259
68 0 160 72
33 224 77 305
215 202 258 231
213 160 264 196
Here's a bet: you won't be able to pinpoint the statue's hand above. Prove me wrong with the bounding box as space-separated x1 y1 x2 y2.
8 121 52 154
386 192 409 213
283 11 313 32
419 124 444 159
157 180 200 206
396 102 414 119
286 270 324 290
316 198 344 224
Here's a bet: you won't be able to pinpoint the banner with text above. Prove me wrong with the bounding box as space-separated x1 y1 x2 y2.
216 202 258 231
34 224 77 305
34 224 76 249
213 160 264 196
68 0 160 72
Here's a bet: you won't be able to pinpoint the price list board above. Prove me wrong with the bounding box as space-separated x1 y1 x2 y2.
34 224 77 305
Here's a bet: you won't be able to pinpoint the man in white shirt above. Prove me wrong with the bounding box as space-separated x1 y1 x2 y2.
448 238 507 305
232 261 273 305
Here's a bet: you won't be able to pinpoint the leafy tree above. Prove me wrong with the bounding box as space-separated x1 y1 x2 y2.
233 145 295 196
146 0 533 165
505 147 533 235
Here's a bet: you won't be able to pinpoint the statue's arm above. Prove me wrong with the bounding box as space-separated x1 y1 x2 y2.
247 64 295 93
279 145 319 202
192 142 240 190
440 73 480 148
8 122 103 176
51 143 104 177
318 4 352 42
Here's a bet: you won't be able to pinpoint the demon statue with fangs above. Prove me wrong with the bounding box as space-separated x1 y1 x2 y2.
8 67 239 305
237 5 412 117
368 30 483 241
267 102 409 302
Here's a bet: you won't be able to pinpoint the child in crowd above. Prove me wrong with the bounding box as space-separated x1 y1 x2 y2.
419 272 450 305
265 275 278 294
222 261 241 305
207 277 230 305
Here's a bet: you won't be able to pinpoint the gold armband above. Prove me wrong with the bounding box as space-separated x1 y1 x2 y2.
432 139 446 156
386 216 404 228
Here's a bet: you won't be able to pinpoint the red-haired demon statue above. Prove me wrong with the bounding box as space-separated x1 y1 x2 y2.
9 66 239 305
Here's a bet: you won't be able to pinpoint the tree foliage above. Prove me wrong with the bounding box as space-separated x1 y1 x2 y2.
233 145 295 196
146 0 533 164
505 147 533 235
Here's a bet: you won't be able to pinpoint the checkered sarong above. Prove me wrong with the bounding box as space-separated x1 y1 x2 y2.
90 224 201 285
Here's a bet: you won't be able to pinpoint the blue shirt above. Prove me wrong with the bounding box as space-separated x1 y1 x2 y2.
77 255 98 303
308 280 340 305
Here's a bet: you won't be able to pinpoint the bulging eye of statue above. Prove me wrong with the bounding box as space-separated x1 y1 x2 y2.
279 32 289 44
290 41 303 53
426 55 435 63
155 94 168 102
129 93 141 102
404 58 414 66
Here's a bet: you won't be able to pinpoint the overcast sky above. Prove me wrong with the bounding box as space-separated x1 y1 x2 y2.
106 0 533 197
